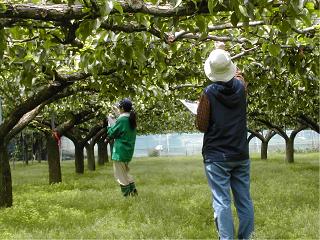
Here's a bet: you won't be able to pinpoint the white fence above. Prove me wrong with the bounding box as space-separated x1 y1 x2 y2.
60 130 319 159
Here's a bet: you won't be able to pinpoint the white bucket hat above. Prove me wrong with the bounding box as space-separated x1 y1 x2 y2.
204 49 237 82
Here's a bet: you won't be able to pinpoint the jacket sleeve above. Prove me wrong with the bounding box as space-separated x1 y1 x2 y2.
107 119 124 140
196 93 210 133
235 68 247 92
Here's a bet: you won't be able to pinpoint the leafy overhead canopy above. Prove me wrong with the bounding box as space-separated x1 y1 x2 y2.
0 0 318 137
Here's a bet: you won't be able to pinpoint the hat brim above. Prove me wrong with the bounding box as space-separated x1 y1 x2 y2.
204 58 237 82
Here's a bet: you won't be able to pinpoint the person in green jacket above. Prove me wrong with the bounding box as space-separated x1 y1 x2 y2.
107 98 137 197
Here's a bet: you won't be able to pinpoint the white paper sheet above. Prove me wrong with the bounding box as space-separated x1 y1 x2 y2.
179 99 198 115
107 115 116 126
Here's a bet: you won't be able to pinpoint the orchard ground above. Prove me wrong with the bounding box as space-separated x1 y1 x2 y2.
0 153 319 239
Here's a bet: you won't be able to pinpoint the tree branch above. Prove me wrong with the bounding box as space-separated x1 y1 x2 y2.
90 127 107 145
297 114 320 133
174 33 250 44
0 68 116 139
0 18 18 27
8 36 39 43
169 83 203 90
265 130 277 142
174 21 266 41
247 129 265 142
231 46 260 60
5 87 77 142
290 124 307 141
256 118 288 141
0 1 228 21
65 122 106 147
247 133 255 143
292 26 316 34
54 109 98 135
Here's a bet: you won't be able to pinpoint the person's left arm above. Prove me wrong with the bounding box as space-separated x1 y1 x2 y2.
235 68 247 93
195 93 210 133
107 119 124 140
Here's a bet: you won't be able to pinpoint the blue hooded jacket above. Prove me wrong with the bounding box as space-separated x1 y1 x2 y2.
202 77 249 162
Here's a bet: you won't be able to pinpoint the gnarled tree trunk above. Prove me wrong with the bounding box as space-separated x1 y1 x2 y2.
97 139 108 165
0 141 12 208
260 141 268 160
285 138 294 163
46 133 62 184
74 143 85 174
248 129 276 160
85 143 95 171
285 126 306 163
261 130 276 160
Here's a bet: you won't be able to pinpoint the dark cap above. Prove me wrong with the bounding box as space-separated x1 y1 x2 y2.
118 98 133 112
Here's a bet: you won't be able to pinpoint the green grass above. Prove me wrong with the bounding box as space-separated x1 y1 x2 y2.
0 153 319 239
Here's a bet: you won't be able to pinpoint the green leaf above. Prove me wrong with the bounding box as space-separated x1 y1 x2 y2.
239 5 249 17
218 0 226 7
261 42 268 53
124 46 133 62
305 2 315 10
191 0 198 7
0 2 7 13
100 0 114 16
230 12 239 27
76 20 96 41
67 0 75 6
268 44 281 57
208 0 218 15
195 16 207 33
195 51 202 63
21 60 34 88
300 8 312 25
113 1 123 14
135 50 147 66
279 20 291 33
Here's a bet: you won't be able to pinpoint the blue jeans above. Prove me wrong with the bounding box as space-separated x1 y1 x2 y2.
204 159 254 240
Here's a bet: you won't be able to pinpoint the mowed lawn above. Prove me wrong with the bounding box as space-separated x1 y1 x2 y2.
0 153 319 239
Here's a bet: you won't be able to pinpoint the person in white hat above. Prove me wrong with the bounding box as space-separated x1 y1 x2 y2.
196 43 254 240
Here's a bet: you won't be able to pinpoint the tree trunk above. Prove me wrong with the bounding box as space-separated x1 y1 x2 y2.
0 144 12 208
261 130 276 160
33 133 42 163
36 137 42 163
23 134 28 165
97 140 108 165
0 142 12 208
46 133 62 184
74 143 84 174
261 141 268 160
247 133 255 144
285 126 306 163
40 136 47 161
285 138 294 163
86 144 95 171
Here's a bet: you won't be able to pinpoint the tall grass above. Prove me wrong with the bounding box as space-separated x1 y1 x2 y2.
0 153 319 239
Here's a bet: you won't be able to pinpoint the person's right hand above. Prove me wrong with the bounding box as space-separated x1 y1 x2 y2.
215 41 225 50
108 114 116 125
112 105 120 116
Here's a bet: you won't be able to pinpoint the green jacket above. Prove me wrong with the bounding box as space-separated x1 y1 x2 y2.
107 114 136 162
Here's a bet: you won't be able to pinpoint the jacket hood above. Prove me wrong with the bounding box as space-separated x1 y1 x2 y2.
211 78 243 108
